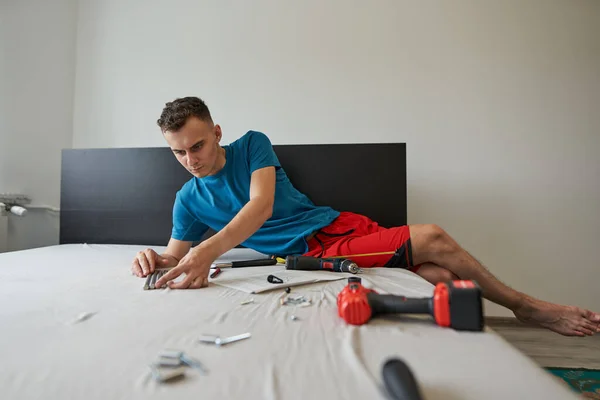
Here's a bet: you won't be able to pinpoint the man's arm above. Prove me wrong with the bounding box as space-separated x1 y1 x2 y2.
202 166 276 257
131 238 191 277
161 238 193 266
154 166 276 288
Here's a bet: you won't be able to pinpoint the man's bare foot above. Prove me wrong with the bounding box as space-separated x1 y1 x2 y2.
514 297 600 337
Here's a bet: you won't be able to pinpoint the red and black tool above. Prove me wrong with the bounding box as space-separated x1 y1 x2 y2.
337 277 484 331
285 255 360 274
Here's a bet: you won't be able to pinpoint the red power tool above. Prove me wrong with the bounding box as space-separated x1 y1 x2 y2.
337 277 484 331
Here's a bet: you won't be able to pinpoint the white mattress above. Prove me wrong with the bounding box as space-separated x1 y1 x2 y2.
0 244 575 400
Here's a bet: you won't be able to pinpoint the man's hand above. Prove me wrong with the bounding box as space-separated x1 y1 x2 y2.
131 239 192 278
131 248 172 277
155 245 218 289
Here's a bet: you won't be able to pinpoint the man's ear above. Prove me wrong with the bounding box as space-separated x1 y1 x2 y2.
214 124 223 143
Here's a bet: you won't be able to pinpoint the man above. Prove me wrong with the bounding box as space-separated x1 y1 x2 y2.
132 96 600 337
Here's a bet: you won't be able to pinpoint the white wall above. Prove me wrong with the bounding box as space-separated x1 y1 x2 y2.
70 0 599 316
0 0 78 251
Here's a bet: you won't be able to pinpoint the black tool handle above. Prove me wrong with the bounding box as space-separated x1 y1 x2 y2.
367 293 432 316
285 256 322 271
231 258 277 268
382 358 423 400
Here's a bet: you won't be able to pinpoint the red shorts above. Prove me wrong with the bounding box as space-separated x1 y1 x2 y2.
303 212 421 272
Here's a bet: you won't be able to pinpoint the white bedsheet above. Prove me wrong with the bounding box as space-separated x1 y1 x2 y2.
0 244 575 400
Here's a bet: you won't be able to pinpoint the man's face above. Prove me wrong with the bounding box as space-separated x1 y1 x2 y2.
163 116 223 178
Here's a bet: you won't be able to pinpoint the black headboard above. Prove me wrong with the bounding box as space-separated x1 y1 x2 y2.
60 144 406 245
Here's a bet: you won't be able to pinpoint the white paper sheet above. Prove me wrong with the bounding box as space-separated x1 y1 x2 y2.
208 265 350 293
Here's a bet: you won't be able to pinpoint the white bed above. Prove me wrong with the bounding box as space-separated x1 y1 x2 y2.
0 244 576 400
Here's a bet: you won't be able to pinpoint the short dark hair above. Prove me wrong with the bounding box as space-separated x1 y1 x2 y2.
157 96 213 132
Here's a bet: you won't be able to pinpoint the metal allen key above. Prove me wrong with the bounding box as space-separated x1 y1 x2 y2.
198 332 251 347
180 354 208 375
156 350 208 375
144 269 167 290
149 365 187 383
150 271 159 289
143 274 152 290
148 349 208 383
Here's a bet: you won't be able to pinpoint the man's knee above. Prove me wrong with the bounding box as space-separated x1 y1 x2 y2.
424 224 445 240
419 224 454 254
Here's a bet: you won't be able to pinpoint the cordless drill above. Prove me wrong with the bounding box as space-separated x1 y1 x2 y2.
285 255 360 274
337 277 484 331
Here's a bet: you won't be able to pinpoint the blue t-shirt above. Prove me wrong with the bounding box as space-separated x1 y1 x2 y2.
171 131 340 255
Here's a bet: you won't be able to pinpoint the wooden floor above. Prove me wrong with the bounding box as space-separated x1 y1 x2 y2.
487 317 600 369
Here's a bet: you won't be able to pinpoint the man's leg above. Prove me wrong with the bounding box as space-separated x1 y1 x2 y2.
410 224 600 337
414 263 459 284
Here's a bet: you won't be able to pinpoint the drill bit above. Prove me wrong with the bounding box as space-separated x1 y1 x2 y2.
340 260 361 274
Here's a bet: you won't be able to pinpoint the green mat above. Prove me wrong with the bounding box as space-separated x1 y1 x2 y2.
547 368 600 398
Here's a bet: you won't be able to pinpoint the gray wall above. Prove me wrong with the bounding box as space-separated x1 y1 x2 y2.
0 0 76 251
7 210 60 252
